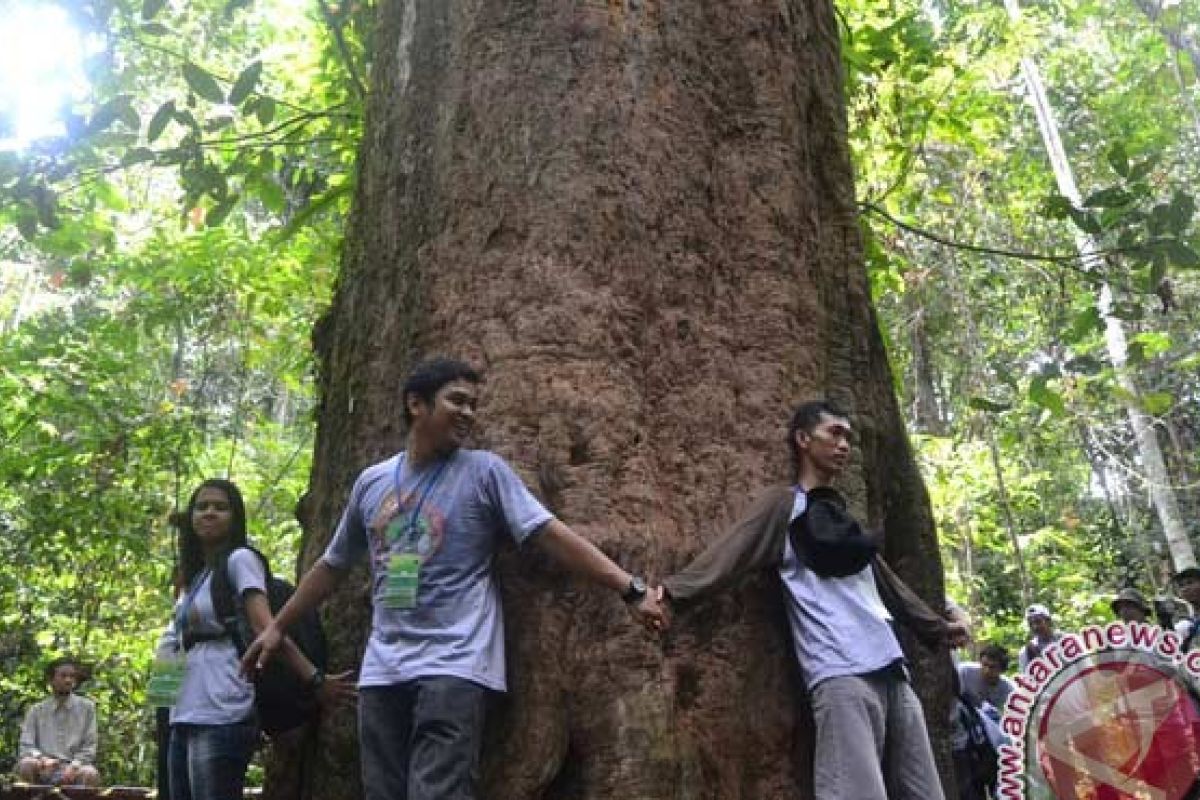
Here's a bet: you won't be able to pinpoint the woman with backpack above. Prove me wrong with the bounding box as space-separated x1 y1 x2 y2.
165 478 351 800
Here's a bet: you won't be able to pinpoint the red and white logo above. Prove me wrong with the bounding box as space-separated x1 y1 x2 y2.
1035 658 1200 799
998 624 1200 800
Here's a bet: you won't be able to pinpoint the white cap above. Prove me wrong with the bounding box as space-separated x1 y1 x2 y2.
1025 603 1052 621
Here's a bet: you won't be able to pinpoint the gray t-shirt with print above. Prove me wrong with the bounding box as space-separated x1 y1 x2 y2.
170 548 267 725
322 448 553 691
778 488 905 690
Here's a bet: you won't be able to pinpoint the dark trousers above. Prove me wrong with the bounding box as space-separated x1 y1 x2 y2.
157 707 172 799
359 677 487 800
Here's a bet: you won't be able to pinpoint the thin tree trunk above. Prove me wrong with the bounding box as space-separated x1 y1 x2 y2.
908 289 945 434
283 2 955 799
939 234 1033 605
1004 0 1197 571
984 420 1033 609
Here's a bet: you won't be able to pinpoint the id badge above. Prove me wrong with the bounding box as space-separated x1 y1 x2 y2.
382 553 422 610
147 655 186 707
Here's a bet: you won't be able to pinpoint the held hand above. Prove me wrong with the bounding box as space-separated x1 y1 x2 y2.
316 670 358 713
240 623 284 678
946 620 972 648
629 585 671 634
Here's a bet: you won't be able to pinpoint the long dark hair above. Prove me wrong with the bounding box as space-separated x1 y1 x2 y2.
178 478 249 586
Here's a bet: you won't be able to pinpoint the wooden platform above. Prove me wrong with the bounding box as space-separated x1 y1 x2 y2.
0 786 262 800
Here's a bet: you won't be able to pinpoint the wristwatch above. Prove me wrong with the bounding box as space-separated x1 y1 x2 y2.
308 668 326 691
621 575 648 604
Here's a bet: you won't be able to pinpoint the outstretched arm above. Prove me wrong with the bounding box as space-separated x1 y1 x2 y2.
240 560 345 675
660 486 794 606
872 556 962 647
241 588 356 707
533 519 667 632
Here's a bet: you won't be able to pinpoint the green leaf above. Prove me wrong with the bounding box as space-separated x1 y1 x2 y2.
87 96 133 135
147 101 175 143
121 148 157 166
16 203 39 240
1108 301 1144 321
1106 143 1129 178
256 180 286 213
205 194 239 227
1149 251 1168 290
182 63 225 104
1127 158 1156 183
1065 307 1099 345
1163 240 1200 269
228 61 262 106
141 0 166 19
93 180 128 211
968 396 1012 413
1068 208 1101 235
1141 391 1173 415
117 105 141 131
1082 187 1131 209
255 96 276 126
1149 203 1172 235
1064 356 1103 375
1028 376 1066 417
1040 194 1073 220
1167 192 1195 234
139 22 172 36
1131 330 1172 357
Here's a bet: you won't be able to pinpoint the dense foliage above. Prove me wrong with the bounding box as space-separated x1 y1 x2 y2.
0 0 364 781
844 0 1200 649
1 0 1198 785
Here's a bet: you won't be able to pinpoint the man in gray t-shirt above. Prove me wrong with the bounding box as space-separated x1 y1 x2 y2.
244 357 664 800
958 644 1013 713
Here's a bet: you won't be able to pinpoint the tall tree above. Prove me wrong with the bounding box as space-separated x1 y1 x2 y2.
287 2 953 799
1002 0 1197 572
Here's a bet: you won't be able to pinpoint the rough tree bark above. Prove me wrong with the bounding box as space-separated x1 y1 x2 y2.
280 2 953 799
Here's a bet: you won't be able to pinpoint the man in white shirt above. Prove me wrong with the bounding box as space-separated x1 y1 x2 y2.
17 657 100 786
1018 604 1063 672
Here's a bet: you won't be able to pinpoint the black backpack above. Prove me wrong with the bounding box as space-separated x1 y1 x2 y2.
209 546 329 736
956 696 999 796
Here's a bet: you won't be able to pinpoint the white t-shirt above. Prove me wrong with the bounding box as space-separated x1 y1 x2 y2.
778 488 904 689
170 548 266 725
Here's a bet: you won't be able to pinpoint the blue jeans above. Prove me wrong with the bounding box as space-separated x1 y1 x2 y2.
359 677 488 800
169 719 259 800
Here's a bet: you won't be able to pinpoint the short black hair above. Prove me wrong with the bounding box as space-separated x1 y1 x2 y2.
401 357 481 426
786 400 849 473
979 643 1010 670
44 656 87 684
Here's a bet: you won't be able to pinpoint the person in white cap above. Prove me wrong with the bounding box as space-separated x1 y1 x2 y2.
1018 603 1063 672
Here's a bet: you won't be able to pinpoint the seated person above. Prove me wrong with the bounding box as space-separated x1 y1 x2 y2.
16 657 100 786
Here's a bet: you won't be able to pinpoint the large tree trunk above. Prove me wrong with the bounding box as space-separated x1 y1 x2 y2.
284 2 953 798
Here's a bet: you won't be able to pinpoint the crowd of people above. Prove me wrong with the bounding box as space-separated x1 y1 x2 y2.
12 357 1199 800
